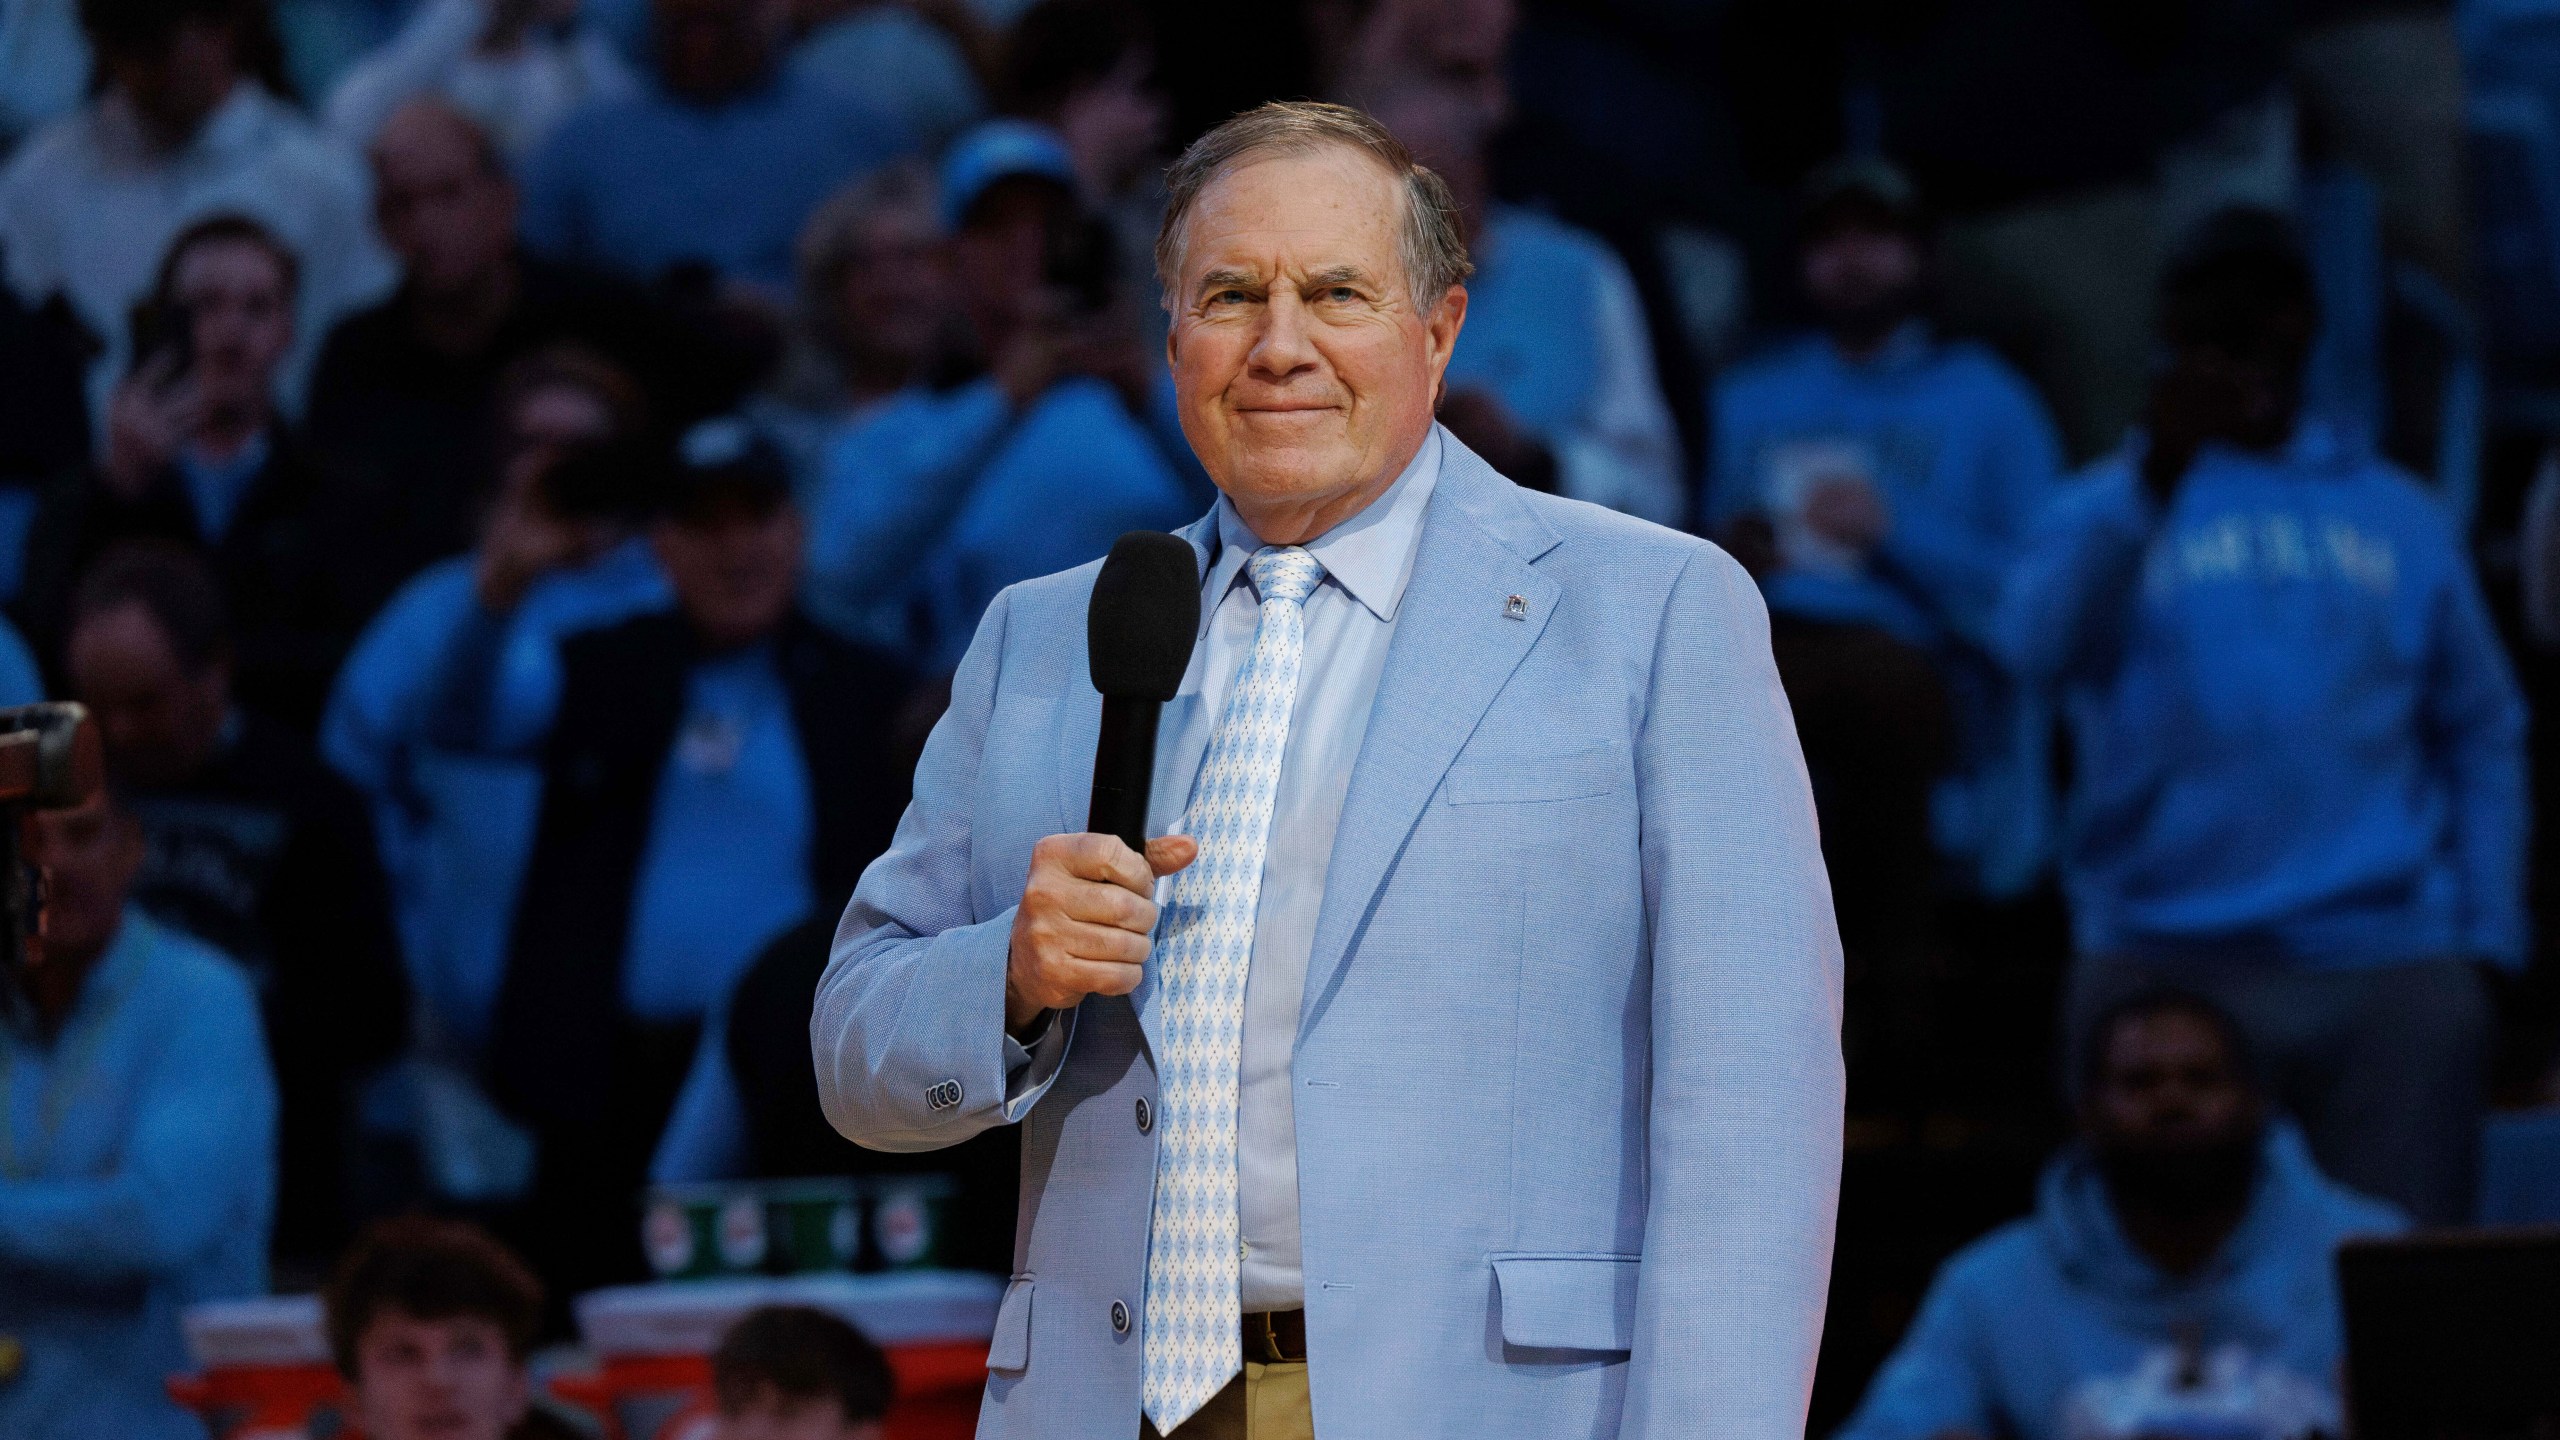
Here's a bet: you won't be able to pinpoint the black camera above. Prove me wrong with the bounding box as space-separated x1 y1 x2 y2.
0 704 101 1016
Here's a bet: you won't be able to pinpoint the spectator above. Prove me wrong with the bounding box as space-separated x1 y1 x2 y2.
0 786 277 1440
803 119 1189 671
757 161 956 485
21 214 366 730
2004 211 2527 1223
323 347 667 1088
325 1216 558 1440
652 917 1018 1275
789 0 984 154
1366 76 1684 525
434 419 911 1294
323 0 638 159
307 99 689 620
999 0 1169 338
518 0 914 295
65 540 407 1269
1707 158 2066 916
712 1304 894 1440
1835 991 2402 1440
0 0 392 419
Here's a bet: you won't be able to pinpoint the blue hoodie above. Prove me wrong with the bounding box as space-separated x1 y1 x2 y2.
2001 425 2529 969
1708 323 2069 893
1836 1126 2403 1440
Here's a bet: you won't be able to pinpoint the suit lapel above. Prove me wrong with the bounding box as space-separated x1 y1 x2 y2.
1295 446 1560 1040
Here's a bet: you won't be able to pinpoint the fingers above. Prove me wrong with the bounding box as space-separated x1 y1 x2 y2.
1038 831 1156 896
1146 834 1199 877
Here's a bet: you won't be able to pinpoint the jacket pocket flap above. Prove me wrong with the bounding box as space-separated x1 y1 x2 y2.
986 1276 1034 1372
1445 742 1627 806
1490 1254 1640 1352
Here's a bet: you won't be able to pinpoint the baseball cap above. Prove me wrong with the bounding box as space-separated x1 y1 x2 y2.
938 118 1079 229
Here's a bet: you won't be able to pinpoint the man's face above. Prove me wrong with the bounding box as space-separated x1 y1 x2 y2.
27 792 144 967
718 1385 881 1440
950 178 1070 352
2084 1009 2266 1215
653 0 785 101
498 381 618 503
349 1311 530 1440
372 105 519 300
102 17 240 146
1166 147 1465 540
172 238 294 420
67 601 230 790
654 499 803 649
1801 221 1922 339
838 210 950 374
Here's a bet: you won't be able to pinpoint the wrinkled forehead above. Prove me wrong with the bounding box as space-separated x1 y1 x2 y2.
1173 143 1409 284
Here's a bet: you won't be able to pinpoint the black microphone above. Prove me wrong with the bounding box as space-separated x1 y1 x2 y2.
1086 531 1201 853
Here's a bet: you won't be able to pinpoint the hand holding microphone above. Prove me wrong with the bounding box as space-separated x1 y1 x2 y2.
1004 532 1202 1033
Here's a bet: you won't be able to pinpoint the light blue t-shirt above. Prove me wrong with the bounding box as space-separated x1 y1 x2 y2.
1709 323 2071 893
520 68 913 291
321 542 672 1054
803 375 1193 672
0 911 276 1440
619 641 815 1020
172 430 271 545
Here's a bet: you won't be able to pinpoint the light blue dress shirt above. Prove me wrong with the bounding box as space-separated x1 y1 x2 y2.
1010 429 1443 1310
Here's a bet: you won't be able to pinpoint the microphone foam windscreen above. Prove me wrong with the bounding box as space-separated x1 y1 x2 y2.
1088 530 1201 701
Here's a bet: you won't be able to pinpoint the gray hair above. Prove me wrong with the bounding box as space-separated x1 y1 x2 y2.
1154 100 1473 315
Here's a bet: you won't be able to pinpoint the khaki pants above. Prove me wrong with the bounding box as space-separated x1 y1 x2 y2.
1140 1362 1314 1440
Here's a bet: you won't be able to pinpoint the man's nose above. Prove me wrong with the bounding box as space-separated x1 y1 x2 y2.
1247 289 1319 378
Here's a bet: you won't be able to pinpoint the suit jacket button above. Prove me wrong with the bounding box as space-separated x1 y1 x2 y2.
1135 1097 1153 1134
1110 1300 1131 1334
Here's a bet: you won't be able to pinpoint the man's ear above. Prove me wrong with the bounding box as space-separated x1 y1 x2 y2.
1426 284 1469 374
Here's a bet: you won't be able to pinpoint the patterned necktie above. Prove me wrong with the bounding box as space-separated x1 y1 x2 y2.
1142 544 1325 1432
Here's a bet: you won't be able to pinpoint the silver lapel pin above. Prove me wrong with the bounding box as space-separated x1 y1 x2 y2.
1503 594 1528 620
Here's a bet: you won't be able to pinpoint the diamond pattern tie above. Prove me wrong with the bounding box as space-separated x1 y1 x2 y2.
1141 545 1324 1433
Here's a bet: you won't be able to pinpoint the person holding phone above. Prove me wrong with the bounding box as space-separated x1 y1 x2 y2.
23 214 364 731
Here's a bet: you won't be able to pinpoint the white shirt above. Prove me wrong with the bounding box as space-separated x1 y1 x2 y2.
323 0 639 160
0 84 395 423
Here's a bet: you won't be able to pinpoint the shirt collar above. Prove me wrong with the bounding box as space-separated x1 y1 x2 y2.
1209 426 1443 624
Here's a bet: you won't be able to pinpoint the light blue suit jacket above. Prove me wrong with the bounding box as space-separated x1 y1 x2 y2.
813 437 1845 1438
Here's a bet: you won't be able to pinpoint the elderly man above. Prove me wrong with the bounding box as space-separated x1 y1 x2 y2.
814 101 1843 1439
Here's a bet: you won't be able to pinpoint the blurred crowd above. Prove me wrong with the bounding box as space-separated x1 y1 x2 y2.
0 0 2555 1436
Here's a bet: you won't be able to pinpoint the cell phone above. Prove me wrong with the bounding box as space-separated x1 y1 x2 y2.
1045 211 1120 317
126 297 194 386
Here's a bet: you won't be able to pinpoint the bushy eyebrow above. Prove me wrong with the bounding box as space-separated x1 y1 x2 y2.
1196 267 1262 296
1307 265 1372 289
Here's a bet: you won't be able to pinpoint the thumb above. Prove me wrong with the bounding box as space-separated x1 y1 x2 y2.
1144 834 1198 878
